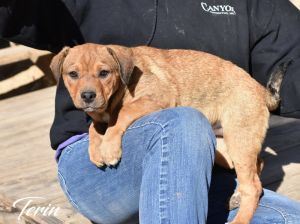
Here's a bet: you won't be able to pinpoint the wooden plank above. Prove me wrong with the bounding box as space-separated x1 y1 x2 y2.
260 115 300 199
261 146 300 185
21 212 63 224
0 87 90 224
0 45 50 67
0 213 20 224
266 173 300 201
0 66 45 95
291 0 300 9
0 194 18 213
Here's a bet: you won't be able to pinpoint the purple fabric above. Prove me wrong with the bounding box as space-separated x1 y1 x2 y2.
55 133 88 163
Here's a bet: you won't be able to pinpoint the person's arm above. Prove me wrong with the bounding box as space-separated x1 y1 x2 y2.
0 0 84 53
249 0 300 118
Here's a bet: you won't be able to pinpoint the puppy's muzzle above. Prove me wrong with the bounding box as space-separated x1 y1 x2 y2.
81 91 96 104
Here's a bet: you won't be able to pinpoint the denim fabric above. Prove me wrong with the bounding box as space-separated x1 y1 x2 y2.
57 107 300 224
55 133 88 162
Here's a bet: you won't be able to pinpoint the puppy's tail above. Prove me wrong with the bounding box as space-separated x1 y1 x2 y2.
265 60 292 111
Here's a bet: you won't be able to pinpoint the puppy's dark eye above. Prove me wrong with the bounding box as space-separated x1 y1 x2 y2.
68 71 79 79
98 70 110 79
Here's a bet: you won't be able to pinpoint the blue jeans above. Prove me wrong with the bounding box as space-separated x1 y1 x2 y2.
57 107 300 224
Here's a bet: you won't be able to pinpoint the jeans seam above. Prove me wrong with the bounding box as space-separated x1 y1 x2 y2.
57 138 89 167
129 120 171 223
139 122 170 224
159 126 170 224
127 122 171 156
58 171 80 210
65 138 89 154
127 121 168 130
258 203 288 224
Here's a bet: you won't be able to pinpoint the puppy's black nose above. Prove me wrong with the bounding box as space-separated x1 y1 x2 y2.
81 91 96 103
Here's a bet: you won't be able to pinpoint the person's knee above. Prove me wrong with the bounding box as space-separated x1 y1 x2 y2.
131 106 211 130
170 107 216 159
168 106 211 128
136 107 216 160
161 107 215 140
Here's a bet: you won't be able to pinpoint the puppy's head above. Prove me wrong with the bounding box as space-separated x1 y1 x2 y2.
50 43 134 113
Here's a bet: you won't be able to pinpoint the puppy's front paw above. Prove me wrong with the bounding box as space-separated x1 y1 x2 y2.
89 143 105 167
98 137 122 166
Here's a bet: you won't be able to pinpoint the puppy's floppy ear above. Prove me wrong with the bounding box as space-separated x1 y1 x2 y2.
106 46 134 86
50 47 70 81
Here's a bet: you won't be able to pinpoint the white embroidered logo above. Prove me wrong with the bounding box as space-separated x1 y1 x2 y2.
201 2 236 15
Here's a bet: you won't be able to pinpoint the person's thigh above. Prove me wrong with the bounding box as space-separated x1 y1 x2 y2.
58 136 140 224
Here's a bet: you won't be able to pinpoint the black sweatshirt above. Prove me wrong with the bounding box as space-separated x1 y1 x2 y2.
1 0 300 150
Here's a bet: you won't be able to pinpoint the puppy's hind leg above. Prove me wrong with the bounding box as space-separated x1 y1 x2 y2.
224 133 262 224
222 107 269 224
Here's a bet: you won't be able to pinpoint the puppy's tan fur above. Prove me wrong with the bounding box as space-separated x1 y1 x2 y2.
51 43 280 224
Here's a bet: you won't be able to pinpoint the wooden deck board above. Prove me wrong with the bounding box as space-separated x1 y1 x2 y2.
0 86 299 223
261 115 300 201
0 87 90 224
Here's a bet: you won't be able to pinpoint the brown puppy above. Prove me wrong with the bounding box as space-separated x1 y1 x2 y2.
51 43 286 224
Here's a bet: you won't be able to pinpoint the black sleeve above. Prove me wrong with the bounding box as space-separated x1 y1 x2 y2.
50 78 90 149
249 0 300 118
0 0 84 52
